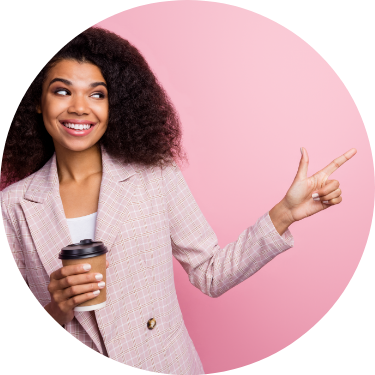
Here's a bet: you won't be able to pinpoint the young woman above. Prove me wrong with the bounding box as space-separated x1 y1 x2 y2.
1 27 356 374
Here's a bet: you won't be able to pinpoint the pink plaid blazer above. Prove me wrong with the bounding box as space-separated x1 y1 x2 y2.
1 149 294 374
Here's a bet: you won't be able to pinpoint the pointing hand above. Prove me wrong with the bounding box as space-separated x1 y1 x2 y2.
283 147 357 222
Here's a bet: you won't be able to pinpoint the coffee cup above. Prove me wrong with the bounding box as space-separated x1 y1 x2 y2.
59 239 108 312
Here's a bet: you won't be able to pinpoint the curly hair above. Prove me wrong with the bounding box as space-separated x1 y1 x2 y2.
1 27 185 189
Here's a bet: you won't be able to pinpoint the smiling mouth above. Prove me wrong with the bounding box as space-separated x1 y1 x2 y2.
60 121 95 130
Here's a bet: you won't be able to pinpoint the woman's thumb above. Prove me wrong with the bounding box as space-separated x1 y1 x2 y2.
295 147 309 180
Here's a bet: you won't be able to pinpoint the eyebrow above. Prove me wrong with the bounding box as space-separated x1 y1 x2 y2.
48 78 107 89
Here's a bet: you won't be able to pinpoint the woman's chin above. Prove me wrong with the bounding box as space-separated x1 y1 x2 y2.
56 139 101 154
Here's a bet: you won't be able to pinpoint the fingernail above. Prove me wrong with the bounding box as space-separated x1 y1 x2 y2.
83 264 91 271
323 200 329 204
313 197 320 201
98 281 105 288
312 193 319 198
93 290 100 296
300 147 303 155
95 273 103 281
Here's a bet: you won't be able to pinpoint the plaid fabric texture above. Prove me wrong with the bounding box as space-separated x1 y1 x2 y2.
1 148 294 374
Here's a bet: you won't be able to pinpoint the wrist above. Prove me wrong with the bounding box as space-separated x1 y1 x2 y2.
269 199 295 236
44 302 52 315
44 302 65 326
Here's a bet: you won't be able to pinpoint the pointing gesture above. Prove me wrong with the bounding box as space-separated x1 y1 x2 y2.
269 148 357 234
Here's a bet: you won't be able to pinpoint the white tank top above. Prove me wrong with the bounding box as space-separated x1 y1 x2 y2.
66 212 97 243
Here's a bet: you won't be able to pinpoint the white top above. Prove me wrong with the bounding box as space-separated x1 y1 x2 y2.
66 212 97 244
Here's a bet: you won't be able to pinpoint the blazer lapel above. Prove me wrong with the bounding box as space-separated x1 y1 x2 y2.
20 155 72 277
20 148 139 354
94 147 139 250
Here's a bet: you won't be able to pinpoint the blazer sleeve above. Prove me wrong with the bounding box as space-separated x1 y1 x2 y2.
1 191 28 284
163 163 294 298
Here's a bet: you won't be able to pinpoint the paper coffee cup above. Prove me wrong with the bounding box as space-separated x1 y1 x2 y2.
59 239 108 312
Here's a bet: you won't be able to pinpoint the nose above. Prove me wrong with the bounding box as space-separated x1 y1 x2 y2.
67 94 90 116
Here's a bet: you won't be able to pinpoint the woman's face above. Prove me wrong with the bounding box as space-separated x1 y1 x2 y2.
38 59 109 153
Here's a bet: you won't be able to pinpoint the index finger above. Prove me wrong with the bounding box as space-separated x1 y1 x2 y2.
319 148 357 177
50 263 91 281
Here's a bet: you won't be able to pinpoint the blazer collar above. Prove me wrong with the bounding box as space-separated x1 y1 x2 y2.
21 147 139 349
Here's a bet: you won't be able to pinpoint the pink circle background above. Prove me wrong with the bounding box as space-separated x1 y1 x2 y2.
96 1 374 373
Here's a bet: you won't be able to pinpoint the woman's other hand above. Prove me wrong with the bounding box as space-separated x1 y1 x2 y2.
44 262 108 326
285 147 357 220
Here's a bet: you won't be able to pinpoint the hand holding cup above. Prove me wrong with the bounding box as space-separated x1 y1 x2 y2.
45 263 107 326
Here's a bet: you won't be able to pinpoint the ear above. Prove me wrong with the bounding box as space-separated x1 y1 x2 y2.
36 104 42 114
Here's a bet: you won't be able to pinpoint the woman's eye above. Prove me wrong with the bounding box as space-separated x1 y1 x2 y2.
91 92 105 99
55 89 69 96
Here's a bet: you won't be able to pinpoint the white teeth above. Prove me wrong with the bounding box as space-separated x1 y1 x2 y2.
62 122 92 130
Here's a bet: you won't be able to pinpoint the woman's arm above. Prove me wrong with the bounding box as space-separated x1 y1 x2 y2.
163 164 294 298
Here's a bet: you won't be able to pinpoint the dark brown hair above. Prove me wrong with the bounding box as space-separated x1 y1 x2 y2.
1 27 185 189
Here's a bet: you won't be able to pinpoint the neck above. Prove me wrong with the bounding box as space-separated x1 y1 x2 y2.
54 142 102 183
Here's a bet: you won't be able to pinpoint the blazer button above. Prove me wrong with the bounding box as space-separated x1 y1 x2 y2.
147 318 156 330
